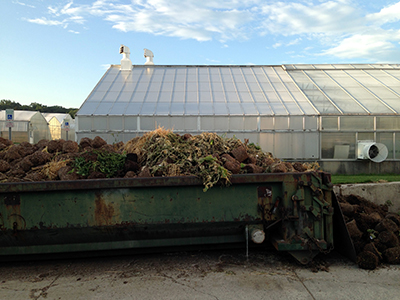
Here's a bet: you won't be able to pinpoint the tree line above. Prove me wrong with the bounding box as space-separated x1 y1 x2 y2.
0 100 78 118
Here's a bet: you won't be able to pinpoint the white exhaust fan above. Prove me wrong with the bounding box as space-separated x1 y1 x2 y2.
357 140 388 163
144 48 154 65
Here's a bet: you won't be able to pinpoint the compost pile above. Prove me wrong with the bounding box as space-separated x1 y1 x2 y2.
0 128 319 190
338 194 400 270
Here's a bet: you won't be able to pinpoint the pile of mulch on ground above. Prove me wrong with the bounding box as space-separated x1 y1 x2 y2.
337 194 400 270
0 128 320 190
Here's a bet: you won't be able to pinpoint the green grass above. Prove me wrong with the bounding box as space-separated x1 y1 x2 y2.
331 174 400 185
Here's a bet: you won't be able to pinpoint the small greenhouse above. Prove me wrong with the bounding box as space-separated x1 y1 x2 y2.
0 110 50 143
42 113 75 141
76 48 400 174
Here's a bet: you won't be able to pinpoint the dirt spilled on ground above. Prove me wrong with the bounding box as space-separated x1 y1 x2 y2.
337 194 400 270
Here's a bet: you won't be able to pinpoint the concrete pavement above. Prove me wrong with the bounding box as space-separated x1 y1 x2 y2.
1 249 399 300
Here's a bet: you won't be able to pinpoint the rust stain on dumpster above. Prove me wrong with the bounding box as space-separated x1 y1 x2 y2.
94 194 115 226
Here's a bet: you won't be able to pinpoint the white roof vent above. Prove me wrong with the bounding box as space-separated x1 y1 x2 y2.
119 44 132 71
144 48 154 65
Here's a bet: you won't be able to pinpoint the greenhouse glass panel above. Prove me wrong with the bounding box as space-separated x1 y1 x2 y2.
93 116 107 130
235 82 248 91
304 116 318 130
259 82 275 92
109 116 123 130
260 117 274 130
158 93 172 103
109 81 125 92
214 103 229 115
271 82 286 91
78 103 99 115
212 91 226 103
241 103 258 115
285 102 302 115
275 117 289 130
171 91 184 103
270 103 287 115
274 133 291 158
247 82 262 91
186 91 198 102
136 82 150 91
199 81 211 92
184 117 197 130
223 82 236 91
109 103 128 115
199 91 212 102
140 102 156 115
252 92 267 103
289 116 303 130
145 91 159 102
340 116 374 130
382 99 400 112
97 81 113 92
357 99 393 114
155 103 170 115
226 92 240 103
141 116 155 130
154 117 170 128
321 132 355 159
185 103 199 115
118 91 133 102
244 116 257 130
87 90 106 102
199 103 214 114
229 116 244 130
103 91 120 102
186 82 197 91
125 102 143 115
215 117 229 130
211 81 223 92
170 117 185 130
148 80 161 90
255 103 272 115
321 117 338 130
170 103 185 115
228 103 243 115
377 117 400 130
201 117 214 130
77 117 91 130
368 87 398 98
358 132 374 141
161 81 173 93
94 102 113 115
238 92 253 103
395 133 400 159
377 133 394 159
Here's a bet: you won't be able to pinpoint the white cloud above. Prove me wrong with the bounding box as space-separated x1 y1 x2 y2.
366 2 400 25
23 0 400 61
322 30 400 62
27 17 65 26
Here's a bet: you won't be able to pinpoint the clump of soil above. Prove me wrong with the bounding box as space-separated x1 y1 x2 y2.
337 194 400 270
0 129 320 191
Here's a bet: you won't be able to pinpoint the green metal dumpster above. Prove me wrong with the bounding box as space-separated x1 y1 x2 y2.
0 171 334 264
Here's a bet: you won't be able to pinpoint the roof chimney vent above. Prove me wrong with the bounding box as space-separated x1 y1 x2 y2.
119 44 132 71
144 48 154 65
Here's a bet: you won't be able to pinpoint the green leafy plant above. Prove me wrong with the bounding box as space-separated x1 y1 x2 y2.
71 150 126 178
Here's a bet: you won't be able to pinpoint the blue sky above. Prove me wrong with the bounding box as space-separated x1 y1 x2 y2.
1 0 400 109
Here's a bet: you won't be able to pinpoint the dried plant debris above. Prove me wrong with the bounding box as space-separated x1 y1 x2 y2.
0 129 320 190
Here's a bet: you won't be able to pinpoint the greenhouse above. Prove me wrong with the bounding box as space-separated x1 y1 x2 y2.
0 110 50 143
42 113 75 141
76 50 400 174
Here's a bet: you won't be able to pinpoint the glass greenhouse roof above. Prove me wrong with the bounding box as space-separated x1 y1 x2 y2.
78 64 400 116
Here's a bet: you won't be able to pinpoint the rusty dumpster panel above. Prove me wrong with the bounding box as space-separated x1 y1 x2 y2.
0 172 334 261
